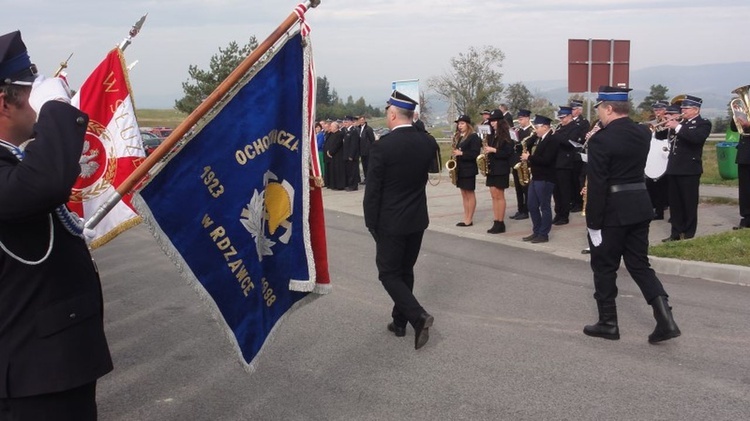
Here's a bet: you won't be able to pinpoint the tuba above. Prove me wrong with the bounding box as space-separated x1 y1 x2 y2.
445 130 460 185
731 84 750 135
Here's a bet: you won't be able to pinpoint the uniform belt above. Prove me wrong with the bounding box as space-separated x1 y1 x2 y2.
609 182 646 193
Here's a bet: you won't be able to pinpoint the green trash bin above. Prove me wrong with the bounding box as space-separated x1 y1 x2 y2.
716 142 739 180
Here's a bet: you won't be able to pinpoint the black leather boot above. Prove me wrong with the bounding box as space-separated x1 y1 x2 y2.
583 302 620 340
487 220 506 234
648 296 681 343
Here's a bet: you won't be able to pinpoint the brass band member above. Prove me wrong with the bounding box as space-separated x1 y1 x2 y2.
570 99 589 212
583 85 680 343
510 109 534 220
647 100 670 220
730 111 750 230
552 106 579 226
484 110 515 233
451 114 481 227
521 115 559 243
661 95 712 241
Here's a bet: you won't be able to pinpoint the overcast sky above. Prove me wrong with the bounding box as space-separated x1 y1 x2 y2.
7 0 748 108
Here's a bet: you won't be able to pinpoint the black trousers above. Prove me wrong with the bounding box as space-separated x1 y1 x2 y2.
375 230 426 328
345 159 359 189
0 382 97 421
361 155 369 181
571 160 584 207
646 176 669 216
589 220 667 305
739 164 750 223
554 169 573 219
512 167 528 213
668 174 700 238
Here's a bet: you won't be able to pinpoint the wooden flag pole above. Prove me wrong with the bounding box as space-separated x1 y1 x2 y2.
85 0 321 230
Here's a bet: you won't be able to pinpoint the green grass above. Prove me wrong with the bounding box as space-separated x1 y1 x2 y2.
649 229 750 267
137 109 187 129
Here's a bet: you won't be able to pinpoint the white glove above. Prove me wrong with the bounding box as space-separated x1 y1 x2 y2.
29 75 72 117
587 228 602 247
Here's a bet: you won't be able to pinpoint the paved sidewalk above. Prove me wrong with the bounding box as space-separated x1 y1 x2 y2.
322 174 749 286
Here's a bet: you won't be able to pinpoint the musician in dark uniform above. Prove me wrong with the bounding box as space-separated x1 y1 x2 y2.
0 30 113 420
552 106 580 226
364 90 438 350
647 100 671 220
483 110 515 234
520 115 559 243
583 86 680 343
451 114 481 227
479 109 491 125
662 95 712 241
499 104 514 127
730 115 750 229
510 109 534 220
570 100 589 212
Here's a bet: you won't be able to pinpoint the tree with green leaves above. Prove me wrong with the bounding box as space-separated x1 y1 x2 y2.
428 45 505 119
505 82 533 115
636 84 670 113
175 37 259 114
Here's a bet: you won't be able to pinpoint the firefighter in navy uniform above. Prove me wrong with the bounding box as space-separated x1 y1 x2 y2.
661 95 712 241
583 86 680 343
0 30 113 420
570 100 589 212
552 106 580 225
730 114 750 230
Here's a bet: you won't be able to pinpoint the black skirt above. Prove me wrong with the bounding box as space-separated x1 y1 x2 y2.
456 176 476 191
486 174 509 189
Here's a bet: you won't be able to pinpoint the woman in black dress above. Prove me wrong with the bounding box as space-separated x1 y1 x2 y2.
451 114 481 226
484 110 515 233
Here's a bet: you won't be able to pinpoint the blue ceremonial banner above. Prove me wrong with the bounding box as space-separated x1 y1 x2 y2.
133 31 319 370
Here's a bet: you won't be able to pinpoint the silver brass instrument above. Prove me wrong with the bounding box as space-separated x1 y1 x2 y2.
445 130 460 185
731 84 750 135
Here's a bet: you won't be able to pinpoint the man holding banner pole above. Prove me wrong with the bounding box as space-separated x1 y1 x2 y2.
364 90 438 350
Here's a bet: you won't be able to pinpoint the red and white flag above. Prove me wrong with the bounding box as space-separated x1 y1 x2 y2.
69 48 145 248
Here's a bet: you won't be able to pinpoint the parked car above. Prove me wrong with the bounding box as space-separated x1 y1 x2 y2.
140 131 162 156
149 127 174 139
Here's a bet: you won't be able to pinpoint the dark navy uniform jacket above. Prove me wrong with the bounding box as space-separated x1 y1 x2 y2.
0 101 113 398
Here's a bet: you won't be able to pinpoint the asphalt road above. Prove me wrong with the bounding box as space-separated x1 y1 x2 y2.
95 210 750 420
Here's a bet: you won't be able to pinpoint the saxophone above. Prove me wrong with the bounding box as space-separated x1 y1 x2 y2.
512 132 533 187
445 130 460 186
477 133 489 176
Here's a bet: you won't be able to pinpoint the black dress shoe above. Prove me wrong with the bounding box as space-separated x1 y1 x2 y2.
387 322 406 337
570 205 583 213
413 312 434 350
661 236 680 243
456 222 473 227
653 213 664 220
531 235 549 243
552 215 561 223
581 248 591 254
522 233 537 241
514 212 529 220
552 219 569 226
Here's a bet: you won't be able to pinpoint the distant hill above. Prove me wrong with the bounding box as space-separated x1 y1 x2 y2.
426 62 750 121
524 62 750 119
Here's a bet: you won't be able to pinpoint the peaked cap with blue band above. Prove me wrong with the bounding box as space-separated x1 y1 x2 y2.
557 106 572 117
594 85 632 107
652 100 670 109
680 94 702 108
0 31 37 86
387 90 418 111
517 109 531 118
569 100 583 108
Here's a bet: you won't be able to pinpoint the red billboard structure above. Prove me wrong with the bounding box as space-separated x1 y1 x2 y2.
568 39 630 93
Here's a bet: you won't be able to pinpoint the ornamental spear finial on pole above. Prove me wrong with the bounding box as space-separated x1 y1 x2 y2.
118 13 148 52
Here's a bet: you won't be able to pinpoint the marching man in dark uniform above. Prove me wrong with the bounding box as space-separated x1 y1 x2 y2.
0 31 113 420
662 95 712 241
364 90 438 350
583 86 680 343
